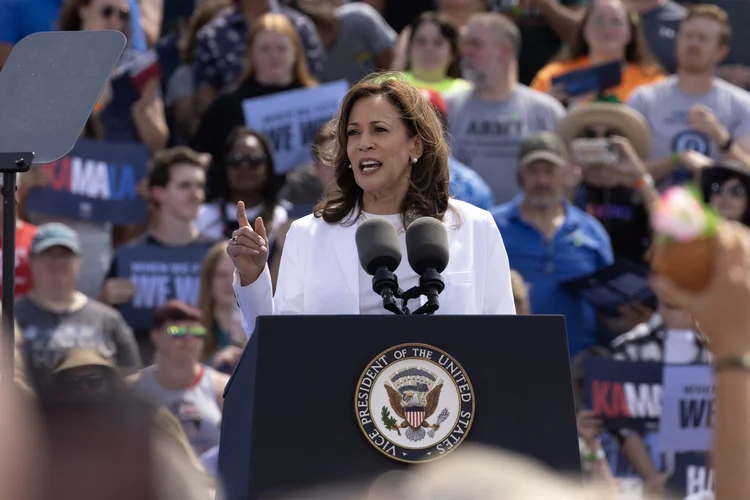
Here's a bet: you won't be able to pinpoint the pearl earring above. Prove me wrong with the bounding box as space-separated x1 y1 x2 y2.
412 157 418 165
348 164 352 169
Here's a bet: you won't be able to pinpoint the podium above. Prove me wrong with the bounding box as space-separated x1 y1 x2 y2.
219 315 580 499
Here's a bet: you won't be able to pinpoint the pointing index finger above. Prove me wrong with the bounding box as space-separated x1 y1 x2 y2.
236 201 250 228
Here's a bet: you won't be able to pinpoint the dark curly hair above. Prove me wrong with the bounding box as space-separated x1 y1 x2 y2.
313 73 453 228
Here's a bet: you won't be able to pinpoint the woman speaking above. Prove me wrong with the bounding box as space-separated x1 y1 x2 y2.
227 73 515 337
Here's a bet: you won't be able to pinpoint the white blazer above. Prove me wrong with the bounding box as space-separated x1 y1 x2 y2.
233 199 516 337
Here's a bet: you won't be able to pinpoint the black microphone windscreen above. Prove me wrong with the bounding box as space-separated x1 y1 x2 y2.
405 217 449 274
355 218 402 275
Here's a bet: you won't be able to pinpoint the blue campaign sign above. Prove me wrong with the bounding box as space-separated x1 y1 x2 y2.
26 139 148 224
659 364 714 453
667 451 713 498
583 358 663 431
115 242 213 331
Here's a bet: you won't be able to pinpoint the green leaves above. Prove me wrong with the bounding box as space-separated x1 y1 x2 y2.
381 406 401 436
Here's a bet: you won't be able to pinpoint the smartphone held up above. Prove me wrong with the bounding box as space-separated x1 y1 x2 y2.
570 138 620 166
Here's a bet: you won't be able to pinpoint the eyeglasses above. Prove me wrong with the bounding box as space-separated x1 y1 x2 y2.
101 5 130 21
578 128 623 139
61 372 108 391
711 182 746 198
226 153 266 169
166 325 208 338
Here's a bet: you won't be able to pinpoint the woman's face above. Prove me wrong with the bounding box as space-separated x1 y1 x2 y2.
710 177 748 221
212 252 237 309
346 95 422 200
153 320 205 366
79 0 130 32
225 135 269 197
583 0 631 56
409 21 453 75
251 30 296 85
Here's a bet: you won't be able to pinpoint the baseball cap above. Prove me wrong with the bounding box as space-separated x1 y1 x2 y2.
518 132 567 167
51 348 116 375
31 222 81 256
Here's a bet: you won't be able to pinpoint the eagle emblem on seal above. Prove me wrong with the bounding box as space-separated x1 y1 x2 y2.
381 366 449 442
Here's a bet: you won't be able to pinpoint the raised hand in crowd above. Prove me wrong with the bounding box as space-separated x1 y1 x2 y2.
102 278 137 306
679 150 714 175
608 136 659 210
227 201 269 287
689 104 730 152
576 410 603 448
131 79 169 154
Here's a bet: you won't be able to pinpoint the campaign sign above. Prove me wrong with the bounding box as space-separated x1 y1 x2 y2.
242 80 349 173
659 364 714 453
584 358 663 431
26 139 148 224
116 244 212 330
667 452 713 498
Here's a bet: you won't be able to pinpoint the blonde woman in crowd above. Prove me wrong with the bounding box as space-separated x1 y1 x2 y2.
197 241 245 362
191 12 318 161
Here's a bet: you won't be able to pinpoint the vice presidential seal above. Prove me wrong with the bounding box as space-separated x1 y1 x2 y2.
355 343 475 463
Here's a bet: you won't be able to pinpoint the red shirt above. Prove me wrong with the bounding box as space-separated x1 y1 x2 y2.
0 221 39 298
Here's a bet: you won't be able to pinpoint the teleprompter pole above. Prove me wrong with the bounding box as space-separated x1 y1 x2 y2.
0 155 32 386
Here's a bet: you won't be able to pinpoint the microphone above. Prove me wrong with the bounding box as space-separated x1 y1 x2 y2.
405 217 449 315
355 218 404 315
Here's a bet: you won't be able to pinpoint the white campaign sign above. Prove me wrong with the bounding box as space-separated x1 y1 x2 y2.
242 80 349 173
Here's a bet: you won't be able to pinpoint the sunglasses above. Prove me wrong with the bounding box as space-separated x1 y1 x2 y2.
166 325 208 337
711 182 746 198
61 372 108 391
578 127 623 139
226 153 266 168
101 5 130 21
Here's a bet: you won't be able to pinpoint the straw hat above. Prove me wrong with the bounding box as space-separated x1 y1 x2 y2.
556 103 651 159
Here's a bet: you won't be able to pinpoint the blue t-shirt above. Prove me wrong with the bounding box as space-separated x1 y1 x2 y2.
0 0 145 51
492 196 614 356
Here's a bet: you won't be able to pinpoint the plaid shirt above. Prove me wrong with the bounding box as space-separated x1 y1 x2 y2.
193 6 325 92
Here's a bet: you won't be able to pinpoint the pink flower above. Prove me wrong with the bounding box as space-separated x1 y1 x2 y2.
652 186 708 242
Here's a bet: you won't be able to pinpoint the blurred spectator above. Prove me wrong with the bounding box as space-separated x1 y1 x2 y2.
489 0 585 87
197 241 245 360
295 0 397 84
192 13 318 160
391 0 487 70
58 0 169 152
401 12 471 94
46 348 124 402
196 127 288 241
16 223 141 390
557 103 657 264
103 147 216 361
166 0 233 144
492 132 613 356
0 173 38 299
700 162 750 226
192 0 324 115
632 0 685 75
129 300 229 456
422 88 495 210
531 0 665 106
627 5 750 179
0 0 146 68
446 12 565 203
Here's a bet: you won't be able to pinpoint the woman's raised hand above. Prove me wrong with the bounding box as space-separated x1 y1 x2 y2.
226 201 269 286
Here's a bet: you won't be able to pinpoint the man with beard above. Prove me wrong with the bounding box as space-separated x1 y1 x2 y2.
627 4 750 187
491 132 613 357
445 12 565 204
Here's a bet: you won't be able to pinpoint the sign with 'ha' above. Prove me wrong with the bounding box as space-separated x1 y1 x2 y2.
26 139 148 224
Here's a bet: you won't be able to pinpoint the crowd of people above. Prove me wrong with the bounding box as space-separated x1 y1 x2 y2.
2 0 750 498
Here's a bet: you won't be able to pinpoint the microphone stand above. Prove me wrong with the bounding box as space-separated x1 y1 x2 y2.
372 268 404 315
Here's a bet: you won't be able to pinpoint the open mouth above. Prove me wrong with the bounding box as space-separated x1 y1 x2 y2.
359 159 382 173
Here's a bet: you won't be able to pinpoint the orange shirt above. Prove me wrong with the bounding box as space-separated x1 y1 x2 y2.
531 57 666 103
0 221 39 298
